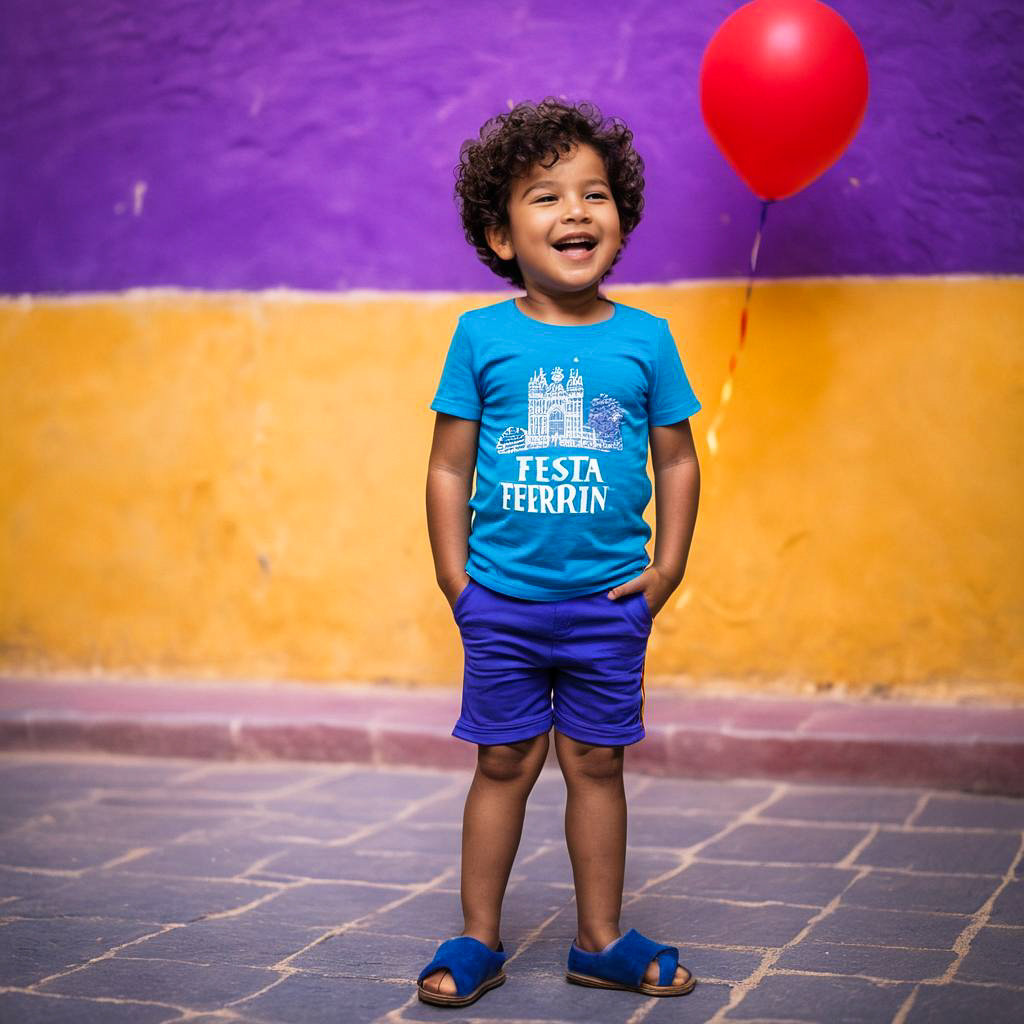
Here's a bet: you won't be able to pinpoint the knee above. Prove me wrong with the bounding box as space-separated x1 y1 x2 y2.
556 735 624 785
477 732 550 784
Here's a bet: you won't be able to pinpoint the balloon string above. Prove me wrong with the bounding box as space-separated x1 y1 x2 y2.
706 198 774 458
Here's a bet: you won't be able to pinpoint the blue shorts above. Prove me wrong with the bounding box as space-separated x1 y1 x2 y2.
451 577 653 748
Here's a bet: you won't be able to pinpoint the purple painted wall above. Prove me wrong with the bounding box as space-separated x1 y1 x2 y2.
2 1 1021 294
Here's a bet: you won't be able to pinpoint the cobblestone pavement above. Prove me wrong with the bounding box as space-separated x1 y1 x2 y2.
0 752 1021 1024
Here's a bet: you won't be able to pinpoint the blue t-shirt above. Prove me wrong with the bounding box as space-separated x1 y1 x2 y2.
430 297 701 601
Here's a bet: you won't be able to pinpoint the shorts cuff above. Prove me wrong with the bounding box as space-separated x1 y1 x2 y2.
552 714 646 747
452 712 553 746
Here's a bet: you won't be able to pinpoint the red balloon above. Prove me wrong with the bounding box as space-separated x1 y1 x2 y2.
699 0 869 200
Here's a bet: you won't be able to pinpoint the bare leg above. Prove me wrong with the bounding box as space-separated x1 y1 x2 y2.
421 731 550 995
554 729 689 986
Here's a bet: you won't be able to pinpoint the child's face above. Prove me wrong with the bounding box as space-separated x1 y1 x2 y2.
486 142 622 297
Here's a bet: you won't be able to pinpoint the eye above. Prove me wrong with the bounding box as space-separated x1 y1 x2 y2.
533 192 608 203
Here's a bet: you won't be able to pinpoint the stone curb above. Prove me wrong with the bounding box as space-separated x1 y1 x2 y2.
1 677 1022 795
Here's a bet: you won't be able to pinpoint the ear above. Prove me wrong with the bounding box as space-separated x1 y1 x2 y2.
485 223 514 261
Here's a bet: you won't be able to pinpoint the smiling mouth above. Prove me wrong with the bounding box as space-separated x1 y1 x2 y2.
552 240 597 261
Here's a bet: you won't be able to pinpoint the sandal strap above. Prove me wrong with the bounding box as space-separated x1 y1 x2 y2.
417 936 506 997
569 928 678 987
654 945 679 987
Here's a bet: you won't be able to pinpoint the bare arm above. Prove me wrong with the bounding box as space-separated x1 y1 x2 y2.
649 418 700 587
425 412 480 608
608 417 700 615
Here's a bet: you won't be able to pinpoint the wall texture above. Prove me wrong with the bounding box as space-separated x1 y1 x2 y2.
1 1 1022 292
2 279 1021 700
2 2 1022 700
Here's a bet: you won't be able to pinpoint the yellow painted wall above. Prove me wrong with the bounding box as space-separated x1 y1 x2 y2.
1 278 1021 702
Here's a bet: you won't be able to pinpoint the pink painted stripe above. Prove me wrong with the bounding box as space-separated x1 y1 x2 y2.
1 677 1021 793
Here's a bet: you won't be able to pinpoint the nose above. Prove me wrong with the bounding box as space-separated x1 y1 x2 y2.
562 194 590 221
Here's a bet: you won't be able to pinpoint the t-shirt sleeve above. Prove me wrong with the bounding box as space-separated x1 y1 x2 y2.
430 318 482 420
648 318 701 426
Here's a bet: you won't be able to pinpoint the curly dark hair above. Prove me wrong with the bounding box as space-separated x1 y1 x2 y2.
454 97 646 289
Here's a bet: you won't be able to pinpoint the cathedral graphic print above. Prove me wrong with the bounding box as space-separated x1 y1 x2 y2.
495 362 623 516
495 364 624 454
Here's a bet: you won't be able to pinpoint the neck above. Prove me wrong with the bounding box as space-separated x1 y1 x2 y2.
516 287 611 326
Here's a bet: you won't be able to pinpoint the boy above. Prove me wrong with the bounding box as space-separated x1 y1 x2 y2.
420 97 700 1007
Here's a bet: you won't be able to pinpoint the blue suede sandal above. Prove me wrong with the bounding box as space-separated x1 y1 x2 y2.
417 936 508 1007
566 928 696 997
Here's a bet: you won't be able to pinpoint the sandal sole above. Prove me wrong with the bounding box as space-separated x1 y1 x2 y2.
566 969 697 997
417 970 506 1007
